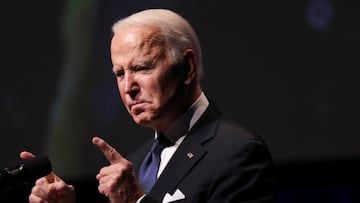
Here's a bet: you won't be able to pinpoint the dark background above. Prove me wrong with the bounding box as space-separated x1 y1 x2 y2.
1 0 359 202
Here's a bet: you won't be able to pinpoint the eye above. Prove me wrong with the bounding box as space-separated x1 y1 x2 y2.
135 66 148 71
114 69 124 78
135 65 153 73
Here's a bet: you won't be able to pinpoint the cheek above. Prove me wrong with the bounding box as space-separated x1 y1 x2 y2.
117 83 123 97
160 73 182 95
155 80 181 108
142 78 162 97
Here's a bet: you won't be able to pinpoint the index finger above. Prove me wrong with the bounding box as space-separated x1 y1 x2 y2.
92 136 123 164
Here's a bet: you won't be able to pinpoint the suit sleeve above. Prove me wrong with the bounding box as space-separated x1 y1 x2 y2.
207 140 276 203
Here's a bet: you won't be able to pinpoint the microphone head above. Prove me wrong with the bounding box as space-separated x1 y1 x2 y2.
20 155 52 182
5 155 52 183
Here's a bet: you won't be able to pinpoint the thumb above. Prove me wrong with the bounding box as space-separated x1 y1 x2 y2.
44 172 58 183
92 136 124 164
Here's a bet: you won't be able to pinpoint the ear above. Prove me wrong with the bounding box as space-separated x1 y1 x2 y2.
182 49 197 85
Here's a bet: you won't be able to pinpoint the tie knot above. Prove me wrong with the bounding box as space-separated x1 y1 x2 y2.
153 136 174 155
158 135 174 146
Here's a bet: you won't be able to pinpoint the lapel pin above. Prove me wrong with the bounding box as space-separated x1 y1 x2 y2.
187 152 194 159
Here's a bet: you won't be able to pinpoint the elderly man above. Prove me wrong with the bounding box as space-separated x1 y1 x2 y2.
21 8 275 203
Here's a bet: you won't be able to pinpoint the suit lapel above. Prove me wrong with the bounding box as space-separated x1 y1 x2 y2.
149 103 221 199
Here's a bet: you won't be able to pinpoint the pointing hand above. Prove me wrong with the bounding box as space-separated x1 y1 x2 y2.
92 136 144 203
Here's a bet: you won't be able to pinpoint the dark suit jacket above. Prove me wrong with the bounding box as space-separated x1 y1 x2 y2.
127 102 276 203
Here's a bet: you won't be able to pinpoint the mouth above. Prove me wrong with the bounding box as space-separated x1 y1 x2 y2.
129 101 146 113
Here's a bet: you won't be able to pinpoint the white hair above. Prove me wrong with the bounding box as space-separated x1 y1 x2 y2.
111 9 203 80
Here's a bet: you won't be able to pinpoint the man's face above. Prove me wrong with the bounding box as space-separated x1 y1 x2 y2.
110 26 185 131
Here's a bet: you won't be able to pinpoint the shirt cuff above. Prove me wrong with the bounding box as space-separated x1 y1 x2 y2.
136 194 146 203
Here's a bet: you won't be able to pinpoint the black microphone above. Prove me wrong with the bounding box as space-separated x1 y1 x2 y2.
0 155 52 190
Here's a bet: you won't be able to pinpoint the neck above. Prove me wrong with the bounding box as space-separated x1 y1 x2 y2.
154 85 202 134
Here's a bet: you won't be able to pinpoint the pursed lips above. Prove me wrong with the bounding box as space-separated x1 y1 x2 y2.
129 101 147 112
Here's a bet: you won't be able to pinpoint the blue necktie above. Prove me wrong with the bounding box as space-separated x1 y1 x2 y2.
138 136 173 194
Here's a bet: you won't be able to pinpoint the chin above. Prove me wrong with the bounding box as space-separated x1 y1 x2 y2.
132 115 152 127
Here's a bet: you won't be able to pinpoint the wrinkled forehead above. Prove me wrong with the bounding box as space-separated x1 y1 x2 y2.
111 26 169 68
111 25 166 55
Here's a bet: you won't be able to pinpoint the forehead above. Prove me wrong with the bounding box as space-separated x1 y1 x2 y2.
111 26 167 68
111 25 164 51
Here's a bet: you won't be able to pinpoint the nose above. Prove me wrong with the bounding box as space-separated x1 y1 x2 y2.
124 72 139 98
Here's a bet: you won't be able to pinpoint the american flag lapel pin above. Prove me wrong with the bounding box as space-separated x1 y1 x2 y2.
187 152 194 159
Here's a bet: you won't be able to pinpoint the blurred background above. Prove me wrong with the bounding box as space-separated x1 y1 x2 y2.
1 0 359 202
